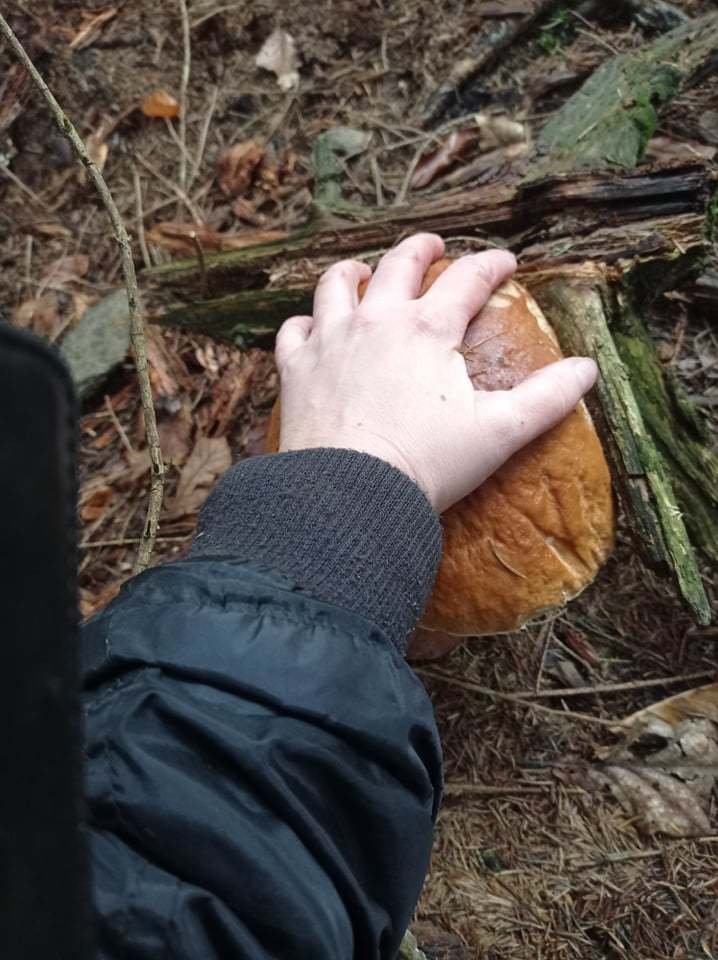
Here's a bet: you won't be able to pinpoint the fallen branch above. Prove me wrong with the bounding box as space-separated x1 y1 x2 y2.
0 14 166 574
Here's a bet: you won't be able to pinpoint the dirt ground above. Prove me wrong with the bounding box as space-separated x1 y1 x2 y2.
2 1 717 957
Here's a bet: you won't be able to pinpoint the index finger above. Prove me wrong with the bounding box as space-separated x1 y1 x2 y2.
418 250 517 341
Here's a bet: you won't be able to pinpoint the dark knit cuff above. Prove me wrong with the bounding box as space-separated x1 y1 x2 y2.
189 449 442 652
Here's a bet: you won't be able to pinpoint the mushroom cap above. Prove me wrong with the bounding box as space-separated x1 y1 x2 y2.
266 258 614 653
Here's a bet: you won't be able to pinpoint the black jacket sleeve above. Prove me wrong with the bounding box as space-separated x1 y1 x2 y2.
83 450 443 959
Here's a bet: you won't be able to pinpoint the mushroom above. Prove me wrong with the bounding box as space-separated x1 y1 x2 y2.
266 259 615 659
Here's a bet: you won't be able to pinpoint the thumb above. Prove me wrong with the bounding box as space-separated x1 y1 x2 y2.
478 357 598 465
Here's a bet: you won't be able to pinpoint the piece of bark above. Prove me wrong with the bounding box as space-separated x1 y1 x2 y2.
144 161 713 301
531 266 711 624
532 12 718 177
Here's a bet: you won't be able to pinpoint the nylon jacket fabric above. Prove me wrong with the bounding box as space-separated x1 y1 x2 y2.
82 559 443 959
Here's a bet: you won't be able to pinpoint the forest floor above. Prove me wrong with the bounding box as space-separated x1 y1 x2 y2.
1 1 717 957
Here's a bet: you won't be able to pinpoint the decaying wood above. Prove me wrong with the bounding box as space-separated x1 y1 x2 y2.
145 161 713 301
531 267 711 625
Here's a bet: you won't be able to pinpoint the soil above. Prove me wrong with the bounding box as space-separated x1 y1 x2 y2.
1 1 717 957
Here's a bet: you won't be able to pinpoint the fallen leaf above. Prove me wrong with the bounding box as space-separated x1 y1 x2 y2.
166 435 232 518
411 129 480 189
146 221 286 255
217 141 265 197
158 402 193 467
577 720 716 837
41 254 90 288
573 686 718 837
141 90 180 119
620 683 718 729
80 485 114 522
645 135 716 162
255 29 300 91
12 295 60 337
68 7 118 50
60 290 130 398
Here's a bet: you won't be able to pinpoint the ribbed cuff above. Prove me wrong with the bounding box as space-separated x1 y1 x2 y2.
189 449 442 653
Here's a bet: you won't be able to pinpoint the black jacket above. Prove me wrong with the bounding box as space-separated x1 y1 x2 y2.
83 450 444 959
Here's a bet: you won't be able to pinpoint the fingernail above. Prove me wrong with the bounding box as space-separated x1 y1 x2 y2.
570 357 598 392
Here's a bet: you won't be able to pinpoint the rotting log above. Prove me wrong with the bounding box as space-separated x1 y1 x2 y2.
145 161 713 302
530 266 711 624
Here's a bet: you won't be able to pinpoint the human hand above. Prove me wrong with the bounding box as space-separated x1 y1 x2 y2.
274 233 597 513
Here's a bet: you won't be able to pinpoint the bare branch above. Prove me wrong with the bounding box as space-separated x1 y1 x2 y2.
0 13 165 574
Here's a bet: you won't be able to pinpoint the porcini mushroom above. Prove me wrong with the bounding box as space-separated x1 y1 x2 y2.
266 259 614 659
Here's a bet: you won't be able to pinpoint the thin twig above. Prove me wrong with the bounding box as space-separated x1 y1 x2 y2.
132 165 152 269
135 153 203 222
418 669 626 729
534 619 555 693
188 84 219 191
81 535 193 549
104 395 134 456
177 0 191 196
514 670 715 700
0 14 166 574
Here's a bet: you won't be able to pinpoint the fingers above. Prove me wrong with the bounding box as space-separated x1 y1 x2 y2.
361 233 444 305
477 357 598 466
275 315 313 369
313 259 372 326
418 249 517 340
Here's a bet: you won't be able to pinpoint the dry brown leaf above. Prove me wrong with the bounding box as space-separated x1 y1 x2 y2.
146 221 286 254
255 28 300 91
41 254 90 288
411 129 481 190
141 90 180 119
218 141 265 197
166 435 232 518
158 402 193 468
68 7 118 50
645 135 716 162
80 485 114 522
620 683 718 730
575 686 718 837
12 295 60 336
577 718 717 837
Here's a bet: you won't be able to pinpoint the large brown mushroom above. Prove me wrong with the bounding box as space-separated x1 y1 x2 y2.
266 259 614 658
